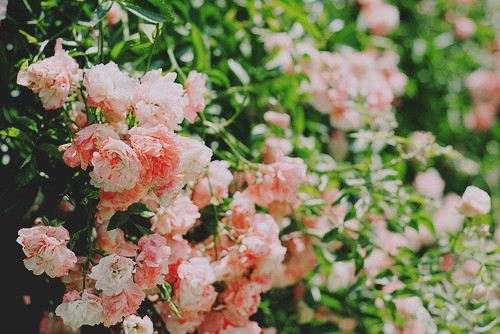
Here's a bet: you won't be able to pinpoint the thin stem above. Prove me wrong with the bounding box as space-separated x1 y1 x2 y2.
145 23 162 72
98 20 105 63
166 45 187 81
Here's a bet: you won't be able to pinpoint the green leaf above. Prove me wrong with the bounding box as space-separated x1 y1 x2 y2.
108 211 130 231
191 25 207 71
88 1 113 27
16 155 37 189
133 222 154 235
37 143 61 157
127 203 155 218
206 68 230 87
291 107 305 134
321 227 339 242
121 2 172 23
228 59 250 85
0 127 34 146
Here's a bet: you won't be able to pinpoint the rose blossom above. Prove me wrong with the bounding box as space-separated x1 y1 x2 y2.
220 278 262 326
60 124 119 170
262 137 293 164
432 193 464 235
135 234 171 289
97 184 147 221
245 153 307 207
263 111 290 129
84 62 138 124
151 195 200 236
136 70 187 129
360 3 399 36
193 160 233 209
229 191 256 229
326 261 356 291
105 2 124 26
102 281 145 327
55 289 104 329
413 168 445 199
0 0 7 22
454 16 476 40
184 70 207 123
460 186 491 217
89 254 135 295
123 314 154 334
17 225 77 278
96 225 138 257
61 256 95 291
177 136 213 184
17 38 80 110
90 138 142 193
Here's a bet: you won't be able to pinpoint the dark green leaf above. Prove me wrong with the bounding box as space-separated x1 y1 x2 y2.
37 143 61 157
0 127 34 146
191 25 207 71
133 222 154 235
108 211 130 231
16 155 37 189
121 2 172 23
127 202 155 218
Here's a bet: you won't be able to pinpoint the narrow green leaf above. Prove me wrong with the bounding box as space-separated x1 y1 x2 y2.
0 127 34 146
127 203 155 218
121 2 172 23
227 59 249 85
133 222 154 235
191 25 207 71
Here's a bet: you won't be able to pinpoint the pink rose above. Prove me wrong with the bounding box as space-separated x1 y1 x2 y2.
97 184 147 221
263 111 291 129
136 70 186 129
17 225 77 278
184 70 207 123
95 225 138 257
17 38 81 110
151 195 200 236
89 254 135 295
360 3 399 36
102 281 145 327
413 168 445 199
123 314 154 334
135 234 171 289
220 278 262 326
454 16 476 40
60 124 119 170
84 62 138 125
193 160 233 209
105 2 124 26
177 136 213 184
90 138 142 193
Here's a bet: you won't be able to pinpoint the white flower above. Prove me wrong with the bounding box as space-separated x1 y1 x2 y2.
123 314 154 334
0 0 7 22
177 136 213 184
89 254 135 295
326 261 356 291
55 290 104 329
460 186 491 217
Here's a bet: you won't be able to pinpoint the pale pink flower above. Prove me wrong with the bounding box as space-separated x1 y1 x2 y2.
17 38 80 110
17 225 77 278
151 195 200 236
55 289 104 329
394 296 423 318
96 225 138 257
364 248 394 277
165 234 192 265
97 184 147 221
219 321 262 334
454 16 476 40
60 124 119 170
465 70 500 103
90 138 142 193
123 314 154 334
184 70 207 123
414 168 445 199
0 0 7 22
229 191 256 229
360 3 399 35
69 100 88 130
177 136 213 184
135 234 171 290
245 153 307 207
102 281 145 327
105 2 124 26
136 70 187 129
263 111 291 129
464 103 498 130
262 137 293 164
326 261 356 291
89 254 135 295
433 193 464 235
402 321 425 334
381 279 405 294
220 278 262 326
129 125 182 189
193 160 233 209
84 62 138 124
460 185 491 217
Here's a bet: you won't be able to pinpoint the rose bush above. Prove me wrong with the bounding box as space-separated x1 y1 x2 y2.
1 0 497 333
